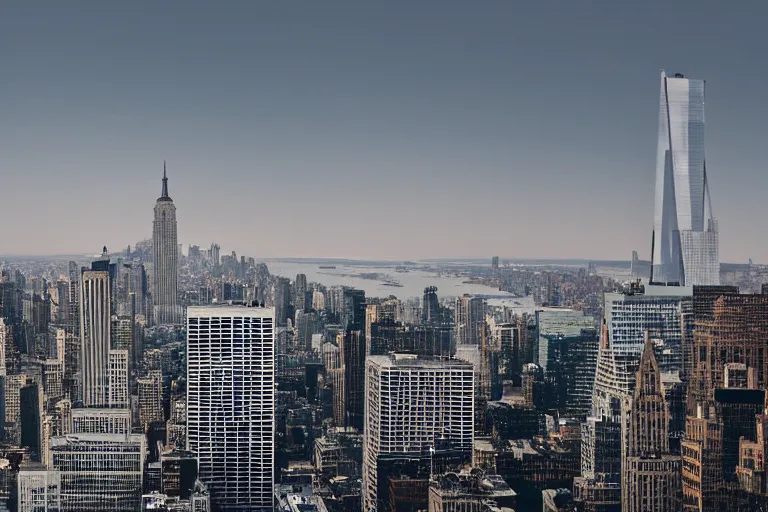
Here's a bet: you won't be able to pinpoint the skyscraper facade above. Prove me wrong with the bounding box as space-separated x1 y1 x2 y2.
340 329 365 430
294 273 309 312
51 433 146 511
604 284 692 374
422 286 439 324
107 349 129 408
79 269 111 407
689 294 768 408
342 288 366 333
18 464 61 512
455 294 485 346
186 305 275 511
651 71 719 286
535 308 595 372
64 261 80 401
362 354 474 511
273 277 292 326
152 163 180 325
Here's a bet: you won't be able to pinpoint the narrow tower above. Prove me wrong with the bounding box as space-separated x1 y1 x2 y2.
152 162 179 325
80 268 111 407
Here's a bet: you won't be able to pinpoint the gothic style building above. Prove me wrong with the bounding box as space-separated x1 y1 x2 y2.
622 335 681 512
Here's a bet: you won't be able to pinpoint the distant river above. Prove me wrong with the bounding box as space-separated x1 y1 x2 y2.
262 260 515 300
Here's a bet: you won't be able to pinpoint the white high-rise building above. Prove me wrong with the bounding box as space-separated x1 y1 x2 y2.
651 71 719 286
80 269 111 407
153 162 180 325
108 349 129 408
187 305 275 511
362 354 474 511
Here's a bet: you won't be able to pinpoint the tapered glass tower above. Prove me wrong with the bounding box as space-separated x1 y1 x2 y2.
651 71 719 286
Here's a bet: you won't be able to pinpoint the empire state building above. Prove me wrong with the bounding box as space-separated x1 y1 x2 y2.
153 162 180 325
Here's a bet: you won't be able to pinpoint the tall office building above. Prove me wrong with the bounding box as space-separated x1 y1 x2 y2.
138 371 164 427
5 373 29 444
340 330 365 430
152 163 180 325
295 310 320 352
112 315 134 372
209 243 220 265
689 294 768 409
20 381 43 461
108 349 129 408
80 269 111 407
64 261 80 400
542 326 599 418
51 433 146 511
535 308 595 372
342 288 366 333
422 286 440 324
622 336 681 512
362 354 474 511
651 71 719 286
294 273 309 312
680 285 740 386
576 322 634 509
604 283 691 374
273 277 292 326
455 294 485 346
187 305 275 511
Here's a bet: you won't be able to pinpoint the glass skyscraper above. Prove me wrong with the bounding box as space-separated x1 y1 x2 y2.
651 71 719 286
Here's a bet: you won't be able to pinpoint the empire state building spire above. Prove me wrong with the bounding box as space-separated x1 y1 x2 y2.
161 160 170 199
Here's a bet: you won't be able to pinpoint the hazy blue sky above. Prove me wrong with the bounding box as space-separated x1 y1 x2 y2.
3 1 767 261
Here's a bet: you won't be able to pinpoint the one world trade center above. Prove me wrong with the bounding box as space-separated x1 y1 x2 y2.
650 71 719 286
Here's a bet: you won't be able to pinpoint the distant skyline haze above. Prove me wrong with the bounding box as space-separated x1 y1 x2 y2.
3 1 767 262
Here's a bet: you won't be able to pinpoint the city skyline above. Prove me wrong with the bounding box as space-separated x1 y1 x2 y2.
3 1 768 262
14 4 768 507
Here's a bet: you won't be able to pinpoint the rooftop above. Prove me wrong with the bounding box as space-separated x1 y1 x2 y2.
187 304 275 318
607 284 693 300
51 433 145 446
71 408 132 418
367 354 473 369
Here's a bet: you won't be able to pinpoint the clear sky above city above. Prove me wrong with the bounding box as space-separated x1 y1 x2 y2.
2 1 767 261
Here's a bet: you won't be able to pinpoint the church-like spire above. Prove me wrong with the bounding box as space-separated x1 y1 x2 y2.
161 161 169 198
